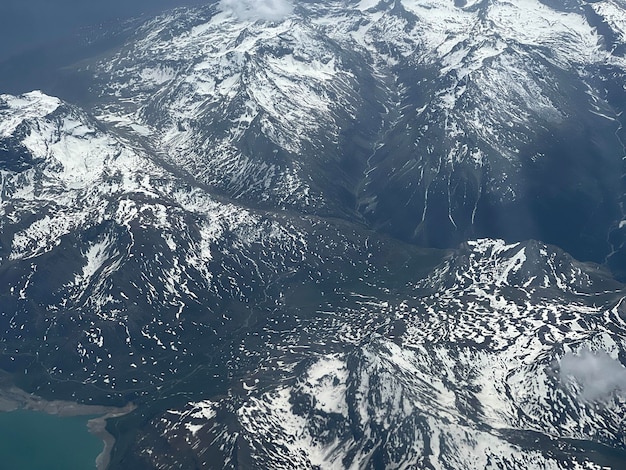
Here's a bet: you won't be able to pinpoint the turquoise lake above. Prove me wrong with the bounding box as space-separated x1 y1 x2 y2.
0 410 102 470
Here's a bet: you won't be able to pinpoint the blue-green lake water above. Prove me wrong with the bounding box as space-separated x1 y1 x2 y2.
0 410 102 470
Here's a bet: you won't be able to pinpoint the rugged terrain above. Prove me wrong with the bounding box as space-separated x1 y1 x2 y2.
1 0 626 468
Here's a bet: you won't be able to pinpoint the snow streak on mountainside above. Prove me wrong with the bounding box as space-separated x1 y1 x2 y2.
85 0 626 263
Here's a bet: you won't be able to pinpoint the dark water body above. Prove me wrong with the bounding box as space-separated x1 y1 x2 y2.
0 410 102 470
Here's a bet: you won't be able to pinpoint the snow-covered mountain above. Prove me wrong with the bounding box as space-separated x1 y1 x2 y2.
135 239 626 469
82 0 626 261
1 0 626 469
1 89 436 400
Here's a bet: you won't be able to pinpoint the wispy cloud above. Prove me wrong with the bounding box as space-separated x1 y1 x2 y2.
560 348 626 402
219 0 294 22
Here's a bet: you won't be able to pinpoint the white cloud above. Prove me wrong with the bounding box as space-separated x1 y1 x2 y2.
560 348 626 402
219 0 294 22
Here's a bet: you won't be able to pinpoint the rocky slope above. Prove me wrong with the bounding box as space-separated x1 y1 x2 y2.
0 90 437 400
132 239 626 469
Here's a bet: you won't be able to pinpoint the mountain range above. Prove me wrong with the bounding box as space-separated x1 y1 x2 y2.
1 0 626 468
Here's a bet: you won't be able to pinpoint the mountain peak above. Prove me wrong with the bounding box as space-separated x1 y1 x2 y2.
0 91 61 137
